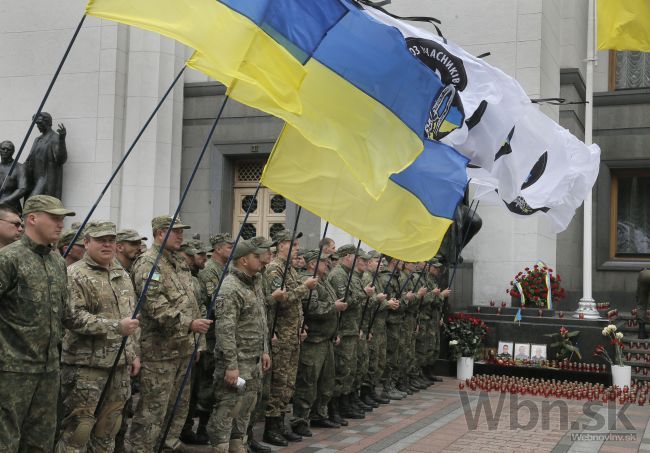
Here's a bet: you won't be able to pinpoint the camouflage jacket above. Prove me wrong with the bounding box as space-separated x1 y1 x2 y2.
0 235 67 373
263 256 309 344
360 269 383 334
327 263 362 337
62 254 138 368
384 267 405 324
214 266 268 380
300 270 338 343
132 245 204 361
198 259 225 350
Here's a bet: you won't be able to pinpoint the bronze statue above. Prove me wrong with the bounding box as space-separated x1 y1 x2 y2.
24 112 67 199
438 190 483 266
0 140 28 212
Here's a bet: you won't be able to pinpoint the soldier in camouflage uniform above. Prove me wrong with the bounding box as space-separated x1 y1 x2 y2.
382 259 409 399
55 221 140 452
178 241 211 445
113 228 146 453
291 249 345 435
115 229 147 274
263 229 317 446
208 239 271 453
58 226 85 266
246 236 275 453
361 251 393 406
127 216 211 452
423 261 449 381
408 262 435 388
0 195 74 452
395 262 420 394
191 233 234 442
328 244 374 420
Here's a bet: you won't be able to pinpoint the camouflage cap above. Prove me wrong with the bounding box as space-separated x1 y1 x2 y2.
85 220 116 238
116 229 147 243
151 215 190 231
367 250 382 259
23 195 75 216
335 244 361 258
57 228 84 249
179 243 197 255
250 236 273 249
358 250 372 260
209 233 234 248
232 239 267 260
429 257 443 267
272 229 303 245
302 249 331 263
187 239 209 254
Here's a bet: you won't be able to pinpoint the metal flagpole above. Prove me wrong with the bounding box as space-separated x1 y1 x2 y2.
574 0 600 319
63 65 187 257
358 253 384 335
0 14 87 193
94 95 230 419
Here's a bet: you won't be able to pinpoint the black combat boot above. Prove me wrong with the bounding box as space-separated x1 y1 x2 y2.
328 397 348 426
194 410 210 445
179 424 199 445
291 421 313 437
279 413 303 442
352 390 373 412
247 425 271 453
361 386 379 408
339 394 364 419
311 418 340 428
262 417 288 447
370 386 390 404
640 321 648 340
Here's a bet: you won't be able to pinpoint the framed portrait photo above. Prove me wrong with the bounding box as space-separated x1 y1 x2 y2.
530 344 547 362
514 343 531 360
498 341 514 358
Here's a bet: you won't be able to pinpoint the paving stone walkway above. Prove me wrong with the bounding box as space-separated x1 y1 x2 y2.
246 378 650 453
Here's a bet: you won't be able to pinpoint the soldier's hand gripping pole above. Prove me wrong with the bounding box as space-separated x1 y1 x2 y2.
300 221 330 333
366 259 401 339
270 206 303 338
358 253 383 336
414 262 432 328
157 181 261 451
335 240 362 334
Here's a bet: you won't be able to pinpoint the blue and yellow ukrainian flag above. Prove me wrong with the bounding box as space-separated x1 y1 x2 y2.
597 0 650 52
261 125 468 262
86 0 457 197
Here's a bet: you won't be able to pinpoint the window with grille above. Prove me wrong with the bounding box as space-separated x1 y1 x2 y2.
611 51 650 90
235 161 264 185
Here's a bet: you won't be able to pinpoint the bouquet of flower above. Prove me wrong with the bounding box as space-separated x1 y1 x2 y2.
446 312 489 359
594 324 625 367
545 326 581 361
506 263 565 308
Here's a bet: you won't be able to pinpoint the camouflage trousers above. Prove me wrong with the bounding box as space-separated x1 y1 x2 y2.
0 370 59 453
354 335 369 390
415 316 433 370
404 314 418 379
292 340 335 426
248 367 271 433
56 365 130 453
266 339 299 417
384 320 404 386
430 311 442 365
209 364 260 444
365 327 386 388
195 348 216 413
334 335 358 396
637 270 650 323
127 357 192 451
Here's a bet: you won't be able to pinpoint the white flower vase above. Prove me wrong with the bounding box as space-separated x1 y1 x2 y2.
457 357 474 381
611 365 631 389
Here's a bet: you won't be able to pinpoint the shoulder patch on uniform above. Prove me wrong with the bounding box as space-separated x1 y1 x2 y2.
272 277 282 288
